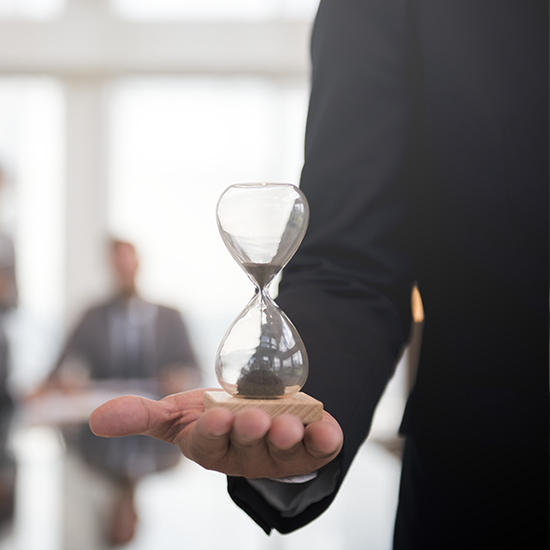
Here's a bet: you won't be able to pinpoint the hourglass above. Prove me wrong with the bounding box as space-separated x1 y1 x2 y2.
203 183 323 424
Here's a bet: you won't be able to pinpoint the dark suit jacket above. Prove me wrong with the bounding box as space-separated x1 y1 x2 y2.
228 0 548 533
57 297 199 380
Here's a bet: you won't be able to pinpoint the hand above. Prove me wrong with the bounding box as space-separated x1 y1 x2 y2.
89 388 343 479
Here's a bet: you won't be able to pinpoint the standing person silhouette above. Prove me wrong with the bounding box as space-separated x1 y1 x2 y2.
0 164 17 536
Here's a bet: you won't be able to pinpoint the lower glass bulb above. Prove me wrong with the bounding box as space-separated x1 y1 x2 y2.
215 290 308 398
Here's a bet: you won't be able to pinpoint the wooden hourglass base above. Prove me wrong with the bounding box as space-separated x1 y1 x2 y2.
203 390 323 425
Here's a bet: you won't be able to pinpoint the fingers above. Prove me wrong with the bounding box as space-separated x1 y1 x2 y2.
268 414 304 460
188 408 271 471
228 409 271 464
303 418 343 458
186 407 234 463
232 408 272 445
267 413 342 466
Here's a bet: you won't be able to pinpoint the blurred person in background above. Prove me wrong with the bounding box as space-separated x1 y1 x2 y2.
0 164 17 537
41 239 201 548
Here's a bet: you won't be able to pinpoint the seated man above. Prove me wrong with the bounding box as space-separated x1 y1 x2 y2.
45 240 201 547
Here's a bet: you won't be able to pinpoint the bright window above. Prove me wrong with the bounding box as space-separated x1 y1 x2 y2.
0 0 64 19
111 0 319 20
0 77 64 391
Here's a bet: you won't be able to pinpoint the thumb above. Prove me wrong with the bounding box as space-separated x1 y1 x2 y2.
89 395 167 438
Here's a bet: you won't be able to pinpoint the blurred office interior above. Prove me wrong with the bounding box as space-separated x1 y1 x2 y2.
0 1 419 548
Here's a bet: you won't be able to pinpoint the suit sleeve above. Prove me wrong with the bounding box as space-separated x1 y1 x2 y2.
228 0 420 533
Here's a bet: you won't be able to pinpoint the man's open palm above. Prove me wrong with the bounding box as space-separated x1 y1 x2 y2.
89 389 343 479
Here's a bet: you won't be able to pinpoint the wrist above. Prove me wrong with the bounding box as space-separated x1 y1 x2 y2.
268 472 318 484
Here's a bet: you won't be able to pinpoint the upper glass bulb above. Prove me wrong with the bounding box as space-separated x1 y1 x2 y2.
215 183 309 398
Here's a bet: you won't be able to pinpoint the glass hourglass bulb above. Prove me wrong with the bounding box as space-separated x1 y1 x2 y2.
215 183 309 399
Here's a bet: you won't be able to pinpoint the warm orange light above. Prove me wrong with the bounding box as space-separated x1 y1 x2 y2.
412 286 424 323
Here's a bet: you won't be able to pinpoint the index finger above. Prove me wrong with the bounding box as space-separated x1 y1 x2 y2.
185 407 235 465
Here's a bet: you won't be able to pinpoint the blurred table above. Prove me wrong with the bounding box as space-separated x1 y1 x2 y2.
18 379 160 427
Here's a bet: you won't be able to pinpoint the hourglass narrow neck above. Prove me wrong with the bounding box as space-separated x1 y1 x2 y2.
242 262 281 291
257 287 272 310
250 287 273 312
